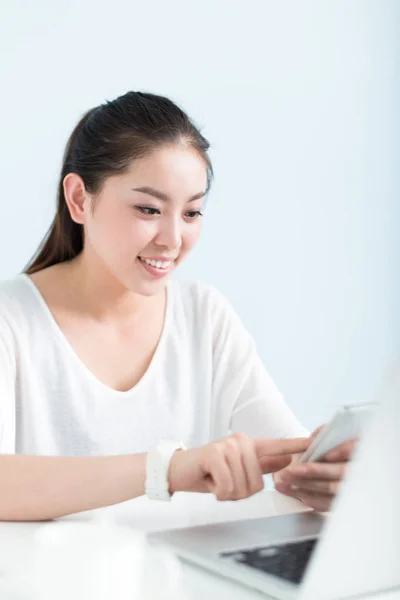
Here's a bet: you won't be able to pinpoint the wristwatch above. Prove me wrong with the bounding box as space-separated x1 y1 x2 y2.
145 439 186 501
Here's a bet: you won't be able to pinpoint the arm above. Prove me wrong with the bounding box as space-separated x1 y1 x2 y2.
210 295 355 511
229 352 309 439
229 356 308 485
210 288 308 440
0 437 310 522
0 453 147 521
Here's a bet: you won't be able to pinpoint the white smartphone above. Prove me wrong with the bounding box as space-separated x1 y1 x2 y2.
299 403 377 463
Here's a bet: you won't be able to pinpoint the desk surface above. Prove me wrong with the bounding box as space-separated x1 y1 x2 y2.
0 491 396 600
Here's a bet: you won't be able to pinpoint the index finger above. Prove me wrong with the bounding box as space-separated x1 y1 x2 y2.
255 437 311 458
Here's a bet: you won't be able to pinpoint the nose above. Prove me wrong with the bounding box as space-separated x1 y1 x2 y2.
154 214 182 252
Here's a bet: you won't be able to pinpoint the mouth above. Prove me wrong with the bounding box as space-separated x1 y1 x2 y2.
137 256 175 278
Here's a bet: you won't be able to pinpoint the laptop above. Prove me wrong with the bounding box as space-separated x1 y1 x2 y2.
149 365 400 600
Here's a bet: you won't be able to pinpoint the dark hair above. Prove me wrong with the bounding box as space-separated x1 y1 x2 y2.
25 91 213 275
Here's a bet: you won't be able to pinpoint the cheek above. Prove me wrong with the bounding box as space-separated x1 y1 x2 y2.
91 213 128 250
182 222 203 251
90 208 152 253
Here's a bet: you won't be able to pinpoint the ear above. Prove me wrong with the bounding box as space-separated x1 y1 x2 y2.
63 173 91 225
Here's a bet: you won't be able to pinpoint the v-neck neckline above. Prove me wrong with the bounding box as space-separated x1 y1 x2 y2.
20 273 173 397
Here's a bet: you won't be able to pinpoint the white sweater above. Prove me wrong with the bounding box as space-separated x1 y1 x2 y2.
0 275 307 456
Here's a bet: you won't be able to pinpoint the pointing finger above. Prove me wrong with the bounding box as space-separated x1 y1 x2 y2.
255 437 311 458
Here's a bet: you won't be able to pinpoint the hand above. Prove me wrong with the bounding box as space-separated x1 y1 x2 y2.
274 426 357 512
168 433 310 501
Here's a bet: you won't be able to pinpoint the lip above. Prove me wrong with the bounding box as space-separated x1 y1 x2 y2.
137 256 175 279
138 256 177 262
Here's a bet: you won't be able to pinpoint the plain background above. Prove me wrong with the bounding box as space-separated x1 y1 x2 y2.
0 0 398 430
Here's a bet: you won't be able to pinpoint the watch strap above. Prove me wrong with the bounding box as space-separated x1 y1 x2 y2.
145 439 186 501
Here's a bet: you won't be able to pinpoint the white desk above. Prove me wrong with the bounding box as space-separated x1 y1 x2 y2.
0 491 396 600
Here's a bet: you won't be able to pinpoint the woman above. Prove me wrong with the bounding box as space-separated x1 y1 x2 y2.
0 91 352 521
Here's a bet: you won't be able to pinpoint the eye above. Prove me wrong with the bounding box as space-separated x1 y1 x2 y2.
185 210 203 220
135 206 161 216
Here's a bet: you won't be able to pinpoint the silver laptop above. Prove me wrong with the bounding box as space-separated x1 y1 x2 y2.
149 365 400 600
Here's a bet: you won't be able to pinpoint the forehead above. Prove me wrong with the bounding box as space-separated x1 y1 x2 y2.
120 144 208 193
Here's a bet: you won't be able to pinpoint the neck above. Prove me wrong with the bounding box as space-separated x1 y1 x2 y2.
63 251 161 323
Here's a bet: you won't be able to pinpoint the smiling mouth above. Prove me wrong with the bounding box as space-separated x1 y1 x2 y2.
138 256 175 270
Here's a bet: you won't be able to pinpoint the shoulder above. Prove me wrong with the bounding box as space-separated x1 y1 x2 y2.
0 274 37 329
171 278 236 318
170 278 248 339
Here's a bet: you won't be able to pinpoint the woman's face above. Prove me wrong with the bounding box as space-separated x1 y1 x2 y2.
81 144 207 296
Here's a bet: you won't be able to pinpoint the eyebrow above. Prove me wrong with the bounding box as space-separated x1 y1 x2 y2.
132 186 206 203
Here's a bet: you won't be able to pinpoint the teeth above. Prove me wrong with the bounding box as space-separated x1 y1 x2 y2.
140 257 172 269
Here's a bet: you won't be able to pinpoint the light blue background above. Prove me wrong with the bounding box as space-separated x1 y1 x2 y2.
0 0 398 430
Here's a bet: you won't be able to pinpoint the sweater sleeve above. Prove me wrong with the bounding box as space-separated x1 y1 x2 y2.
0 315 16 453
210 287 309 440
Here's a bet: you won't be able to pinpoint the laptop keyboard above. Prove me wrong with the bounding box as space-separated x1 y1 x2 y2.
220 537 318 585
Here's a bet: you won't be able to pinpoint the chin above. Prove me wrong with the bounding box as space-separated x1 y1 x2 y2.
127 278 169 297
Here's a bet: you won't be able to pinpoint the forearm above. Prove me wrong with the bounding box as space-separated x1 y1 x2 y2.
0 453 146 521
